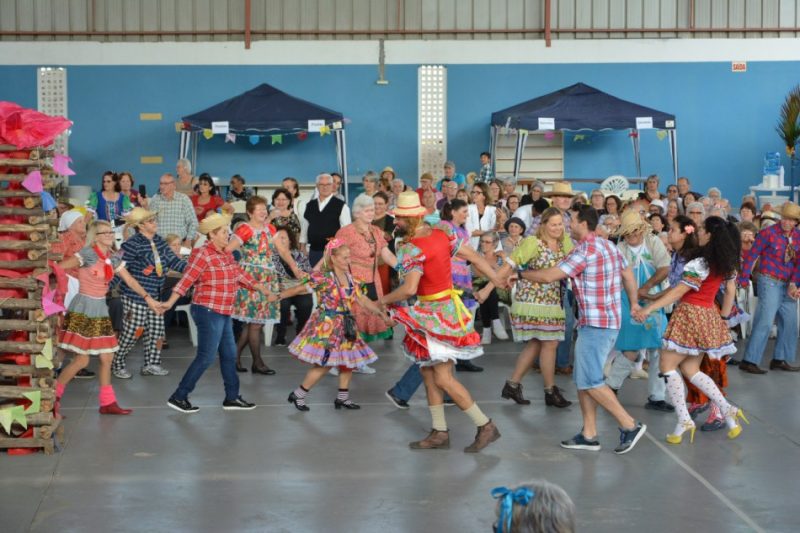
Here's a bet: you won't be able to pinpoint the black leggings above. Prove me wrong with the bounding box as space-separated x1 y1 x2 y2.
479 288 500 327
276 293 313 341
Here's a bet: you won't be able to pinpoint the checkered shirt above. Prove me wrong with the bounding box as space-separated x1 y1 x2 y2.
173 242 259 315
558 232 628 329
149 192 198 242
478 163 492 183
119 233 187 305
739 223 800 284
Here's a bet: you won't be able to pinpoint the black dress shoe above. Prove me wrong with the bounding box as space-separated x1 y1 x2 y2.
288 392 310 411
385 389 410 409
252 365 277 375
455 360 484 372
235 361 247 373
739 361 767 374
769 360 800 372
334 399 361 410
75 368 96 379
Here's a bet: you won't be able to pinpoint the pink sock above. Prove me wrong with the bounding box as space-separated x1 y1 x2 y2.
56 382 66 399
98 385 117 407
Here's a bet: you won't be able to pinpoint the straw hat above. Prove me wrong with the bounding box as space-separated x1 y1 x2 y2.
198 213 232 235
544 181 576 198
391 191 427 217
381 166 396 178
125 207 157 227
615 210 651 237
780 201 800 221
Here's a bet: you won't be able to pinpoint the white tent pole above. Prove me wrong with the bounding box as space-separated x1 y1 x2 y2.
669 130 679 182
335 129 349 203
630 129 642 181
513 130 528 178
490 126 499 177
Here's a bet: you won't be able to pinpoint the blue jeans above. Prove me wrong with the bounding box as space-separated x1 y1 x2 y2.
556 290 575 368
391 363 424 402
743 276 798 364
574 326 619 390
171 304 240 402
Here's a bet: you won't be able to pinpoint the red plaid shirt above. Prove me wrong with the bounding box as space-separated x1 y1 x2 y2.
173 242 258 315
739 223 800 285
558 232 628 329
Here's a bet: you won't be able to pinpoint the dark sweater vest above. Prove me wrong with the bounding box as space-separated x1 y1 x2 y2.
305 196 345 251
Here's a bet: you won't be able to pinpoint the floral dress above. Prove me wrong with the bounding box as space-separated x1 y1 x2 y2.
335 224 392 342
390 227 482 366
509 234 573 342
231 224 280 324
662 258 736 359
439 221 476 310
288 271 377 369
59 246 124 356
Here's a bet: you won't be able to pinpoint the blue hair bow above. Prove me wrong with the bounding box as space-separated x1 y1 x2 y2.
491 486 535 533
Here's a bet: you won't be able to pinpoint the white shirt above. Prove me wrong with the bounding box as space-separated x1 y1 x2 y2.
299 194 352 246
466 204 497 249
511 205 536 232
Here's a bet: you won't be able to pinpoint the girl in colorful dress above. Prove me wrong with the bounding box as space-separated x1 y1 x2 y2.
335 194 398 342
56 220 161 415
227 196 302 374
633 216 748 444
284 240 384 411
484 208 574 408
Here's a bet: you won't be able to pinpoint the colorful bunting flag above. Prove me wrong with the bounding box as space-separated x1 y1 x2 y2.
297 131 308 141
22 170 43 193
23 391 41 414
249 135 260 145
52 154 76 176
35 355 54 369
656 130 668 141
319 125 331 137
225 133 236 144
202 129 214 140
271 134 282 145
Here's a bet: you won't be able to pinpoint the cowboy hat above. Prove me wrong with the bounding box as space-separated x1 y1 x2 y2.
198 212 232 235
391 191 427 217
125 207 158 227
381 166 396 178
544 181 576 198
615 209 651 237
780 201 800 221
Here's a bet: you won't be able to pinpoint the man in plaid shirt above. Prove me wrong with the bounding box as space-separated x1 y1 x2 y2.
520 205 647 455
738 201 800 374
148 173 198 246
112 208 187 379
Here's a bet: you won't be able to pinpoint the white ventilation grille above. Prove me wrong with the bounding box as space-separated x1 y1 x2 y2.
418 65 447 179
37 67 69 155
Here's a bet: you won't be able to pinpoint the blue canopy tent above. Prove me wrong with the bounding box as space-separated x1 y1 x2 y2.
179 83 350 199
490 82 678 182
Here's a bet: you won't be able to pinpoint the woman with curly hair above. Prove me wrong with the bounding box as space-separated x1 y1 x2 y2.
633 216 748 444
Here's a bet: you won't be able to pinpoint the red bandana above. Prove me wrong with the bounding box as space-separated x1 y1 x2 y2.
93 245 114 282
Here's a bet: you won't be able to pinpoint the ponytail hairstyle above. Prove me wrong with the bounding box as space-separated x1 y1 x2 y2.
671 215 699 259
441 198 468 222
690 215 741 277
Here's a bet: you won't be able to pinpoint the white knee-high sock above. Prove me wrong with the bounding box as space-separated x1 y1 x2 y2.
689 372 732 417
663 370 692 426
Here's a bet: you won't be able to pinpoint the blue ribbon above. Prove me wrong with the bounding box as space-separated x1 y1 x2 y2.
491 486 535 533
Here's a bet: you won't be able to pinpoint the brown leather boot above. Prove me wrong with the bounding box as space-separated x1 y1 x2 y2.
464 420 501 453
409 429 450 450
501 381 531 405
545 385 572 408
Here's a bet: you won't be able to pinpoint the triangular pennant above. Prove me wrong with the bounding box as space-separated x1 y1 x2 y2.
42 287 65 316
41 338 53 360
174 122 183 133
22 170 43 193
271 134 282 145
0 409 12 433
35 354 54 369
656 130 668 141
11 405 27 429
225 133 236 144
41 191 57 211
573 134 585 142
52 154 76 176
543 131 555 140
202 129 214 140
23 391 41 414
249 135 260 145
319 125 331 137
297 131 308 141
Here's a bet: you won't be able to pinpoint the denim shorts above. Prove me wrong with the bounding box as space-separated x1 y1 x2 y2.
574 326 620 390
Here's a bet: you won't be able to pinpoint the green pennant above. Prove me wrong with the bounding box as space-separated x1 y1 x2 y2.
23 391 41 414
271 134 283 145
35 354 54 369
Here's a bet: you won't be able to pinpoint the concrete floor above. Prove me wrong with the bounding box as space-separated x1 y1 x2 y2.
1 325 797 533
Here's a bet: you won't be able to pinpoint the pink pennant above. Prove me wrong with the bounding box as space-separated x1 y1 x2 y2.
544 131 556 141
225 133 236 144
22 170 43 193
35 272 50 291
42 287 65 316
52 154 76 176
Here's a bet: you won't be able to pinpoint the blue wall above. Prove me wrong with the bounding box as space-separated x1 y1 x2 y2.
1 61 799 201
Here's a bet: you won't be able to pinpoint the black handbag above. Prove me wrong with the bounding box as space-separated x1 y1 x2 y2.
333 273 359 342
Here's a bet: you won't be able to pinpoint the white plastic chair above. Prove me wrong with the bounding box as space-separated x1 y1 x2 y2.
600 175 630 196
174 304 196 346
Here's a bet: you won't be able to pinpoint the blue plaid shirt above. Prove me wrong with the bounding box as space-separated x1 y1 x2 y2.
740 223 800 285
120 232 187 305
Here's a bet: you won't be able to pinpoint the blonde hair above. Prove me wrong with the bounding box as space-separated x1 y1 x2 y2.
536 207 565 241
399 216 425 244
165 234 181 246
322 242 349 273
87 220 114 247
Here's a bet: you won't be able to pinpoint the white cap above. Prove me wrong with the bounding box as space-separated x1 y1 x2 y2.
58 210 83 232
650 199 665 210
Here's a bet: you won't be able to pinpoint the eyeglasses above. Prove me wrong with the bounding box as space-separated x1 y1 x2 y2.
471 191 483 195
96 231 115 235
689 211 703 215
480 240 494 244
160 181 175 186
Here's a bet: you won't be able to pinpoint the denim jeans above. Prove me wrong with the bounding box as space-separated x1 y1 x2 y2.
743 276 798 364
556 290 575 368
171 304 240 402
574 326 619 390
391 363 424 402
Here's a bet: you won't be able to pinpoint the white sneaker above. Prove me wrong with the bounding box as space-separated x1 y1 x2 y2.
355 365 377 375
491 319 509 340
481 328 492 345
141 364 170 376
329 367 340 376
113 368 132 379
630 368 649 379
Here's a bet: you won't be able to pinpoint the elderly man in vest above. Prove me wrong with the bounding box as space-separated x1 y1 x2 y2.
301 173 352 267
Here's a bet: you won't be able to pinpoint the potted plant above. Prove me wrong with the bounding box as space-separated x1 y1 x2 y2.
776 85 800 197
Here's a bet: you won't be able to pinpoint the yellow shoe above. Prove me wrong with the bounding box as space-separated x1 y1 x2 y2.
666 421 696 444
726 407 749 440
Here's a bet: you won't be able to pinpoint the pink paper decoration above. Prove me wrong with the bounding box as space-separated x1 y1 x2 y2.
544 131 556 141
52 154 76 176
42 287 65 316
21 170 43 193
